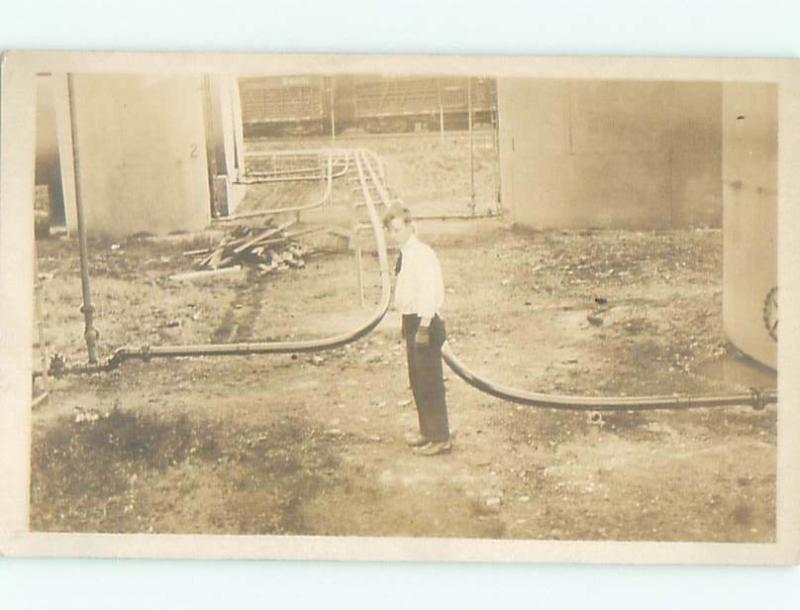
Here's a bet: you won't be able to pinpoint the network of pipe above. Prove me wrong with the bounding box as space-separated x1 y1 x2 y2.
49 146 777 414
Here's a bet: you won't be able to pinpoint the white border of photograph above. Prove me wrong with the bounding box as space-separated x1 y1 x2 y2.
1 51 798 564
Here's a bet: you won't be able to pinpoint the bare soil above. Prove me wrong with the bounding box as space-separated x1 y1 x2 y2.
30 136 776 542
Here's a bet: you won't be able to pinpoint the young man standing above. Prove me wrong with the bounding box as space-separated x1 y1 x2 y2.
383 205 451 456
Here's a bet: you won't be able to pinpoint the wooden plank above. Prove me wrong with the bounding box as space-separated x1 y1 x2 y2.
183 248 212 257
232 219 295 254
170 266 244 282
31 392 49 409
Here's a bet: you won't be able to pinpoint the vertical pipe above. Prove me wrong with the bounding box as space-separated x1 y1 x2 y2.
231 76 246 178
52 75 79 236
218 75 238 183
327 152 334 207
66 74 99 364
313 151 322 218
224 77 240 182
201 74 219 217
468 77 476 216
330 77 336 143
34 243 48 391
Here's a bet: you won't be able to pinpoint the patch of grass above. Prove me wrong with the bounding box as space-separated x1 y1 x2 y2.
219 417 340 534
30 409 214 531
30 410 340 534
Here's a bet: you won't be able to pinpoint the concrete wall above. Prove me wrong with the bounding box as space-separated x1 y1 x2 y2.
498 79 722 229
67 74 211 237
209 75 238 180
208 75 247 216
34 75 63 223
722 83 778 369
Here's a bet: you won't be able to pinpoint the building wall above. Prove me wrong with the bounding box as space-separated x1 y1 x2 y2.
498 79 722 229
208 75 247 216
34 75 63 222
209 75 238 180
68 74 211 237
721 83 778 369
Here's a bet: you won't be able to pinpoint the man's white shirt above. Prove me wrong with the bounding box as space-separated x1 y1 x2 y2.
394 233 445 319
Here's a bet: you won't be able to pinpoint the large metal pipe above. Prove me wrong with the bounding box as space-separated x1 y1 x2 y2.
413 212 503 222
67 74 99 364
441 343 776 411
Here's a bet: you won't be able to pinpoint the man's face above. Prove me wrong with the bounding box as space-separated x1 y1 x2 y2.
387 217 413 247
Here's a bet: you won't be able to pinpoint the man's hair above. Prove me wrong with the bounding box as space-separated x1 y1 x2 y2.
382 204 413 229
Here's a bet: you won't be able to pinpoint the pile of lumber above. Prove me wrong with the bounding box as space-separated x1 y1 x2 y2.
182 220 313 277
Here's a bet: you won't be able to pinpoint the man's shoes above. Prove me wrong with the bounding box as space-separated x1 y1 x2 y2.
405 433 429 447
414 440 452 456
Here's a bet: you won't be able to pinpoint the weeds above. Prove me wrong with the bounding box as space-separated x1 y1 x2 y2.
31 409 339 534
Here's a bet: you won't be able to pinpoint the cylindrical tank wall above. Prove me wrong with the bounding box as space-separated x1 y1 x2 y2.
722 83 778 369
497 79 722 230
69 74 211 238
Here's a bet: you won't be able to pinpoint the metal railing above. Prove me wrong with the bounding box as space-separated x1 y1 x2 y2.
214 150 348 222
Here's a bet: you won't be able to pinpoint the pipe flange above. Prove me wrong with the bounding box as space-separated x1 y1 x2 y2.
106 349 126 371
48 352 67 377
750 387 766 411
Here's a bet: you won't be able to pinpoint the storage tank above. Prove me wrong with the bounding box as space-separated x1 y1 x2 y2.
67 74 212 238
497 78 723 230
721 83 778 369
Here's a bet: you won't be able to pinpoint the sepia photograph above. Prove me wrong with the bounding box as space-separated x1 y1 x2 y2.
1 52 798 562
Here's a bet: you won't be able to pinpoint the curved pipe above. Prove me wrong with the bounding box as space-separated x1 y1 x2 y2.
244 148 346 158
414 211 504 222
235 159 349 185
247 162 346 178
361 151 393 210
441 342 777 411
240 150 351 181
214 151 347 223
240 149 350 182
104 149 390 369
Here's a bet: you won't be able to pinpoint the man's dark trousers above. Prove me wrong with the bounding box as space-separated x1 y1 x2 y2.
402 313 450 442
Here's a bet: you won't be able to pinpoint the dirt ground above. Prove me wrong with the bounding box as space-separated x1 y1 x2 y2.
30 135 776 542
